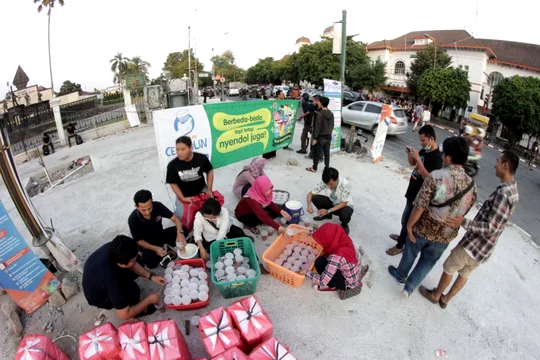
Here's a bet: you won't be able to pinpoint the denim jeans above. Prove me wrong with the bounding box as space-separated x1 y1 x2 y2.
396 234 449 294
396 199 414 249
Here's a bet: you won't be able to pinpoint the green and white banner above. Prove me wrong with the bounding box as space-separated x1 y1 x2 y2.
323 78 342 153
153 100 299 172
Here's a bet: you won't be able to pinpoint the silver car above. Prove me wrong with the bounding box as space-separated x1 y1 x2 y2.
341 101 408 135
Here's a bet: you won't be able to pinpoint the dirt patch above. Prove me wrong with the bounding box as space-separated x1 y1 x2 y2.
26 156 94 197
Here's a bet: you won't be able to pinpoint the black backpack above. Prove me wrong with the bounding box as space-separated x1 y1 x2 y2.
75 135 83 145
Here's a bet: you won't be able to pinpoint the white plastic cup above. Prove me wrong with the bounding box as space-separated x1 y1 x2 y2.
189 269 199 277
215 262 224 270
246 269 257 278
261 230 268 241
237 266 247 274
236 275 247 280
180 279 190 288
291 266 300 273
180 272 190 280
165 268 173 275
172 276 181 284
225 253 234 260
198 292 209 302
190 277 199 284
215 269 225 278
165 274 172 283
198 272 208 280
181 295 191 305
224 259 234 267
189 290 199 300
233 249 243 256
172 296 182 306
181 265 190 272
188 283 199 291
294 260 303 267
225 266 235 274
242 257 250 264
190 316 200 326
180 287 190 297
227 273 237 282
199 284 209 293
172 283 181 290
275 259 284 266
164 288 171 296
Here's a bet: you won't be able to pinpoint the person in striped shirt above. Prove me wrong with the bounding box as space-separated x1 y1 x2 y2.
419 150 519 309
303 223 365 300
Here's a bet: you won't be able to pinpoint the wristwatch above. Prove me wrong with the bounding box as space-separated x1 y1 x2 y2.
148 271 155 280
177 228 184 234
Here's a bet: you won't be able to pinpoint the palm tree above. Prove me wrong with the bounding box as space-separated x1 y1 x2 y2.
110 52 130 85
34 0 65 97
128 56 151 77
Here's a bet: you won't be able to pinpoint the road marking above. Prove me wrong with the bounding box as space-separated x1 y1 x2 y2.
498 149 503 152
435 125 444 130
520 158 526 163
449 130 455 134
488 144 494 148
534 165 537 168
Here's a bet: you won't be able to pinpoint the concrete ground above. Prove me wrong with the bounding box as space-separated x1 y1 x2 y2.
1 119 539 359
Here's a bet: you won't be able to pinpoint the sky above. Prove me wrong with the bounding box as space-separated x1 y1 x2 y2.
0 0 537 96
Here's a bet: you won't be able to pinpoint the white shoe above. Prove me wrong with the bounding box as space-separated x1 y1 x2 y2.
401 289 411 299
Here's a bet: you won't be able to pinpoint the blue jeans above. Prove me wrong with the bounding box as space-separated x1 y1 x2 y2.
396 234 449 294
397 199 414 249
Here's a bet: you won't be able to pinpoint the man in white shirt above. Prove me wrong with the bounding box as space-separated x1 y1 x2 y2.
422 105 431 124
306 167 354 234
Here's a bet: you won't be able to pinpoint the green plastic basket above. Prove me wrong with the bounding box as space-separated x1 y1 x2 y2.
210 237 261 299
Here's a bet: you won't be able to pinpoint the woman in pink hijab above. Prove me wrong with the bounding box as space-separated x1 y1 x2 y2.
233 157 266 199
234 175 291 235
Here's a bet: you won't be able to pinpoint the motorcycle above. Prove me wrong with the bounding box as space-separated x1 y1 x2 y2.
464 159 480 177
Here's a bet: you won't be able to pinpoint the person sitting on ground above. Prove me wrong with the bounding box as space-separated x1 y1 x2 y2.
302 223 364 299
42 132 54 155
166 136 214 219
128 190 187 269
82 235 166 320
306 167 354 234
235 175 291 235
232 157 266 199
194 198 249 261
66 122 77 147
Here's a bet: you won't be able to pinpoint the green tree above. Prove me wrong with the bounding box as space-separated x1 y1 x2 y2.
296 37 370 87
245 57 278 84
492 76 540 146
58 80 82 95
110 52 130 84
418 68 471 116
34 0 65 95
349 58 387 92
162 50 203 80
211 50 245 82
407 43 452 95
126 56 151 78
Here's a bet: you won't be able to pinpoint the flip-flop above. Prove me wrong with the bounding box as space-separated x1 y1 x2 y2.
247 227 260 235
419 286 439 304
439 297 448 309
389 234 400 241
306 167 317 173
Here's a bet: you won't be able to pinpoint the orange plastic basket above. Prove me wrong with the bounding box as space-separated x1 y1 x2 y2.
262 224 323 287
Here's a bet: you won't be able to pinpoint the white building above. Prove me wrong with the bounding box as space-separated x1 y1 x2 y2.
295 36 311 53
366 30 540 115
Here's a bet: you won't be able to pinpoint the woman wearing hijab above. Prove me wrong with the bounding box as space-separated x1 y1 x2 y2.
234 175 291 235
304 223 363 299
233 158 266 198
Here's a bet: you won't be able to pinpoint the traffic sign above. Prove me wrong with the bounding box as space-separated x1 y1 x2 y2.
220 78 226 83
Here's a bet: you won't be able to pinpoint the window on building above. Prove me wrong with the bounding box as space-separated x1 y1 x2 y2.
465 65 469 71
394 61 405 75
489 72 504 87
458 65 463 70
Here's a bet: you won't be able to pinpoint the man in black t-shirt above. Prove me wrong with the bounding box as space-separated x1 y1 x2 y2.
128 190 187 269
66 123 77 148
308 95 322 159
82 235 166 320
42 132 54 154
387 125 443 256
297 93 315 154
166 136 214 219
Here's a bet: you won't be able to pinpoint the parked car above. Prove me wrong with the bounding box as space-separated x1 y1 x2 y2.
342 91 359 106
341 101 408 135
272 85 290 97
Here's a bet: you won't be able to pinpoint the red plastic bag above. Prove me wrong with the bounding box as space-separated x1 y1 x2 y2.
198 307 244 358
211 347 249 360
147 320 192 360
79 322 121 360
249 338 297 360
15 334 69 360
181 191 224 232
118 322 150 360
227 295 273 350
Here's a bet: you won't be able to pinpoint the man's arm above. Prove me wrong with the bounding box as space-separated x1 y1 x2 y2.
116 295 158 320
410 149 430 179
170 183 187 202
169 214 186 245
462 191 513 237
206 169 214 193
328 201 348 213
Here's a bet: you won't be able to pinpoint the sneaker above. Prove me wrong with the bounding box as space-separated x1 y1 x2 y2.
313 285 337 292
297 150 307 154
339 284 362 300
400 289 411 299
387 265 405 286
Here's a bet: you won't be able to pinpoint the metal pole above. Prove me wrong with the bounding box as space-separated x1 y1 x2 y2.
221 68 224 102
339 10 347 99
194 39 198 104
48 11 55 97
188 26 192 105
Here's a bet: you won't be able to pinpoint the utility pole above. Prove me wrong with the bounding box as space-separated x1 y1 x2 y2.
339 10 347 101
188 26 192 105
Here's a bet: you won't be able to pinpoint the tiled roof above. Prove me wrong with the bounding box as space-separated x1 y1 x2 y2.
477 38 540 71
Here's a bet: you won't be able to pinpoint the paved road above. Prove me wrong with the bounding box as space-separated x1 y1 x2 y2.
341 121 540 244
